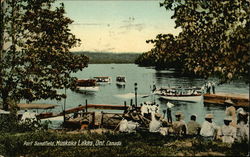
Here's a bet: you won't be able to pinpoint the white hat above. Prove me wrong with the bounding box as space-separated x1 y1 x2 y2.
167 102 174 108
224 99 235 105
237 108 246 115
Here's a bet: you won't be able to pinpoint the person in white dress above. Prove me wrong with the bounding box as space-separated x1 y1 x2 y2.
217 117 237 144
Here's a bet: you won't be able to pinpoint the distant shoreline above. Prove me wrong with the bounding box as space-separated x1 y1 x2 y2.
73 51 141 64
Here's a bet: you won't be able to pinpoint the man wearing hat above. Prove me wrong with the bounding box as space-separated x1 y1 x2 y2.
171 112 187 135
200 114 218 140
217 117 237 144
187 114 201 136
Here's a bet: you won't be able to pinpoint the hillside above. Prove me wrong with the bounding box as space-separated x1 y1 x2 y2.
73 52 141 64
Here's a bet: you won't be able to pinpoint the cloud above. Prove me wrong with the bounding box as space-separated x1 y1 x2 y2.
120 23 145 32
71 23 111 27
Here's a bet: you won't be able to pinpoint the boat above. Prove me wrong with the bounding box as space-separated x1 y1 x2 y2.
93 76 112 84
76 79 99 92
158 87 203 103
116 76 126 86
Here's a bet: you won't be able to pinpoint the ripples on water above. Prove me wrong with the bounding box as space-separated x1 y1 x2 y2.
33 64 249 127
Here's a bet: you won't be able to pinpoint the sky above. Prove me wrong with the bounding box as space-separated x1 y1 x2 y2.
57 0 181 53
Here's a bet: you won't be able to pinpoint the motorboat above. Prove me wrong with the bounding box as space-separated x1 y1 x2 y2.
116 76 126 86
76 79 99 92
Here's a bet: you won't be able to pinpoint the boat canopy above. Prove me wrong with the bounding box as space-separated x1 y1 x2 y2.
76 79 97 86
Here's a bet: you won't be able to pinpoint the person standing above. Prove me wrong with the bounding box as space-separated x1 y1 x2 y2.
200 114 218 140
166 102 174 123
206 82 211 94
167 108 172 123
187 114 201 136
217 117 237 144
211 81 216 94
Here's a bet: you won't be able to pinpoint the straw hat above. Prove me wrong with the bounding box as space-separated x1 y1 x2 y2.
224 99 235 105
224 116 232 121
205 114 213 119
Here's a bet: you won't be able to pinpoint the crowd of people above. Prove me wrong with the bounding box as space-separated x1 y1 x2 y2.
148 104 249 144
119 100 249 145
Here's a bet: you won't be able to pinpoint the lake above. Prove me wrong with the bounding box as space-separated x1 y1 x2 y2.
35 64 249 127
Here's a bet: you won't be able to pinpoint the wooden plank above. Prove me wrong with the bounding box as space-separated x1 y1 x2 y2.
204 93 249 107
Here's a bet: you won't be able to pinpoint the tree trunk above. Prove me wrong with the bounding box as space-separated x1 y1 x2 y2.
2 90 9 111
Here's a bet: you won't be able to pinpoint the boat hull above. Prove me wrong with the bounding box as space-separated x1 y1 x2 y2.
160 95 203 103
116 82 126 86
77 86 99 92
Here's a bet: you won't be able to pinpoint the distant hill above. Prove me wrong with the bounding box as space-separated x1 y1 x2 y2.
73 51 141 64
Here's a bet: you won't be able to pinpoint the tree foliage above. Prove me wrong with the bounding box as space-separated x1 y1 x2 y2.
136 0 250 83
0 0 89 110
135 34 185 70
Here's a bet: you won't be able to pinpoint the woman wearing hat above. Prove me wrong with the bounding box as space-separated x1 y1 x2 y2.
236 110 249 143
200 114 218 140
225 99 236 127
217 117 237 144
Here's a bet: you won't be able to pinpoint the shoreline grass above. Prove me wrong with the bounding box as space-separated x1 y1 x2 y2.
0 130 249 157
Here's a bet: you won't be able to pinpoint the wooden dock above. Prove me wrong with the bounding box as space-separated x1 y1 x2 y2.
38 103 139 119
204 93 249 108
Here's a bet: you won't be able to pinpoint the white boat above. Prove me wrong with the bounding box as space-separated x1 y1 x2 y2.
94 76 112 84
76 79 99 92
157 87 203 102
116 76 126 86
160 94 203 102
77 86 99 92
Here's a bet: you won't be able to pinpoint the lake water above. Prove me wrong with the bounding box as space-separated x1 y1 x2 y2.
35 64 249 127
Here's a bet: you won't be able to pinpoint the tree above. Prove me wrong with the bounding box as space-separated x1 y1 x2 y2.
162 0 250 82
136 0 250 83
0 0 89 110
135 34 186 69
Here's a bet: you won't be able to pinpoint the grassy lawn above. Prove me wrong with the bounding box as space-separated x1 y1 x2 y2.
0 130 249 157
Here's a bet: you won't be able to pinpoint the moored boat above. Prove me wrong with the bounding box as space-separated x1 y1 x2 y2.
116 76 126 86
76 79 99 92
160 94 203 103
94 76 112 84
158 87 203 102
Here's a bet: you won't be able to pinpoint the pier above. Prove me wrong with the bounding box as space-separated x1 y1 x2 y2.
204 93 249 108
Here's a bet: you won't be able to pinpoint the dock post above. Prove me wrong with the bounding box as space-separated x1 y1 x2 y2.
124 101 127 111
101 111 104 128
85 99 88 112
130 99 133 106
134 83 138 107
92 112 95 129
